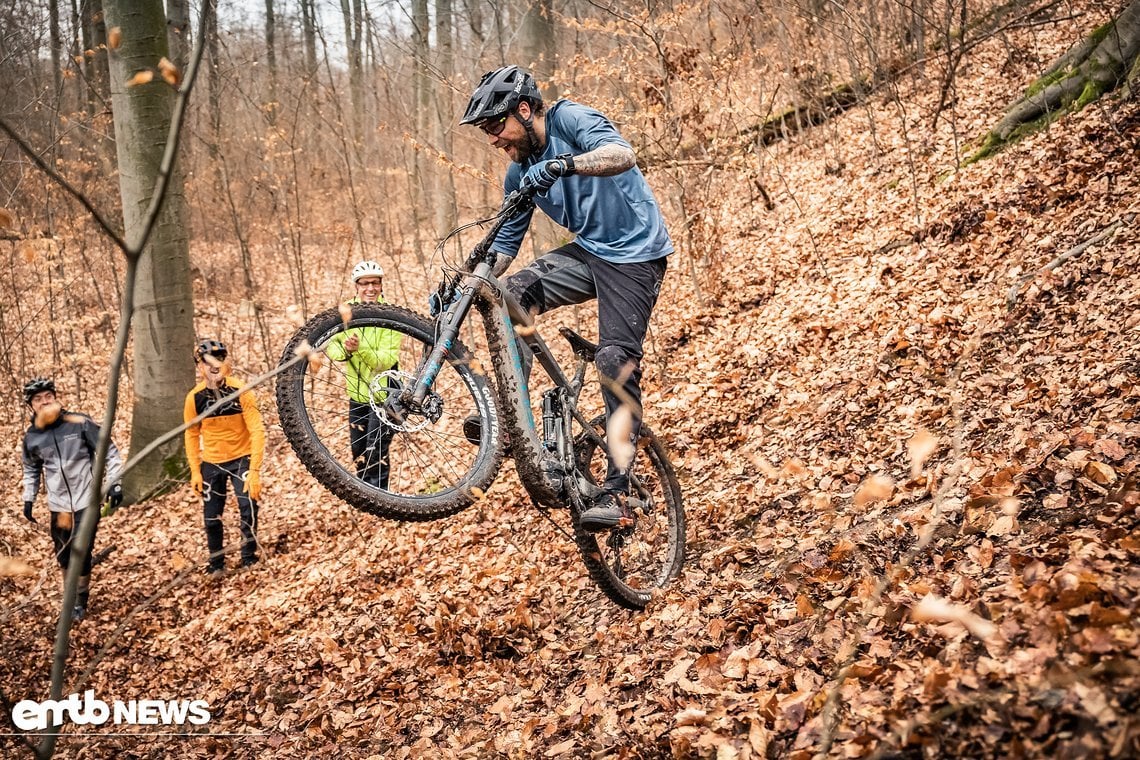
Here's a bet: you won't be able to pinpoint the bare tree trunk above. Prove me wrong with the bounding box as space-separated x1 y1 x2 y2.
80 0 116 193
166 0 191 71
80 0 110 113
49 0 64 103
411 0 430 263
522 0 558 96
340 0 364 146
301 0 317 79
463 0 484 45
205 0 221 157
434 0 457 237
103 0 196 501
265 0 278 125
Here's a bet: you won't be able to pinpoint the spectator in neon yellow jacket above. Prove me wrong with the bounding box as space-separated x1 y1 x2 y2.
324 261 402 488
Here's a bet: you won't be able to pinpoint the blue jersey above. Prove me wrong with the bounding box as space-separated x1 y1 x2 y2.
492 100 673 264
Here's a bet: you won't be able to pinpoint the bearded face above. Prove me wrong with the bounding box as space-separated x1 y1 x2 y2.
30 394 62 429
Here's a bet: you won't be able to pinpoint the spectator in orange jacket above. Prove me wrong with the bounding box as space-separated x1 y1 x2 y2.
183 339 265 575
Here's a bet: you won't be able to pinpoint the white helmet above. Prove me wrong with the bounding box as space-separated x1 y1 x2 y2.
351 260 384 282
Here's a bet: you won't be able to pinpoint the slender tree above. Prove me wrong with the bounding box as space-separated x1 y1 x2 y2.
522 0 557 95
103 0 196 501
265 0 279 124
434 0 457 236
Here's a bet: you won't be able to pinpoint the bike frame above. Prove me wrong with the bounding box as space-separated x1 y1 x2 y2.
397 192 609 511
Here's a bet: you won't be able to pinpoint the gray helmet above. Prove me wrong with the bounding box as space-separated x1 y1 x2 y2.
194 339 228 363
460 66 542 126
23 377 56 405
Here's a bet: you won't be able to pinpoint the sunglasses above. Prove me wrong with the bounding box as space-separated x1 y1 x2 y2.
478 113 510 136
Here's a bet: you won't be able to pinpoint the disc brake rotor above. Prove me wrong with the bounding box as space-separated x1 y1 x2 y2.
368 370 437 432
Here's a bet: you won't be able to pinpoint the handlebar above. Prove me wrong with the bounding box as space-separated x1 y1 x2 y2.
464 184 539 270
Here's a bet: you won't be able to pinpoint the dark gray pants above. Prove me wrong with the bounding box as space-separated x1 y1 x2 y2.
349 399 394 488
505 243 667 493
202 456 259 569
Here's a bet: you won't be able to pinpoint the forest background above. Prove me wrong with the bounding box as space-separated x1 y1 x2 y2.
1 0 1138 757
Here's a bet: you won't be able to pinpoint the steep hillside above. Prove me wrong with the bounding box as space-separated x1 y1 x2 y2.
2 7 1139 759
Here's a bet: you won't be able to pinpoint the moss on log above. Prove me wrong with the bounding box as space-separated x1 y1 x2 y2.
972 1 1140 161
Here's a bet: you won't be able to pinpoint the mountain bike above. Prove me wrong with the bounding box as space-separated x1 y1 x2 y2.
275 182 684 609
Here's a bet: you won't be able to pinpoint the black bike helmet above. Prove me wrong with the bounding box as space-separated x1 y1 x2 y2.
460 66 542 126
23 377 56 405
194 339 228 363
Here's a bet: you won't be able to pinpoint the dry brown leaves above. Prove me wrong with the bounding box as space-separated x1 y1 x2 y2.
2 3 1139 758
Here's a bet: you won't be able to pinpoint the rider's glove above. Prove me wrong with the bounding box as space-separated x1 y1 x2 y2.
520 156 575 196
244 471 262 501
23 500 35 524
190 467 204 495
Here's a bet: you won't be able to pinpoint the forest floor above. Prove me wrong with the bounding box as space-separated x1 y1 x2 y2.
2 5 1139 759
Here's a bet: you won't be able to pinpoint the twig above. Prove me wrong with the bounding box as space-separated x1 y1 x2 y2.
1005 219 1125 311
69 564 198 693
37 2 215 757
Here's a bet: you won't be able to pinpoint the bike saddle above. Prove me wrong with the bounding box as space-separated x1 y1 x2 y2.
559 327 598 362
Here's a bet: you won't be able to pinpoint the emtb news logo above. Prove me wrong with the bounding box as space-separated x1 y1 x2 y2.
12 690 211 731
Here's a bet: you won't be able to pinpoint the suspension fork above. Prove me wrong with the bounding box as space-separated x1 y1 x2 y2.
405 263 493 408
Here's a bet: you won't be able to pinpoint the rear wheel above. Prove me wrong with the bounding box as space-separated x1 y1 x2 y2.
573 417 685 609
276 304 502 521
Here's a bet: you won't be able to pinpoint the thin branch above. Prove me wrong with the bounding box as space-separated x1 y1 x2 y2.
0 118 128 251
1005 218 1126 311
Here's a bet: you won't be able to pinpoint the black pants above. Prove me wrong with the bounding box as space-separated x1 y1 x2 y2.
202 456 259 569
506 243 667 493
349 400 394 488
50 508 99 575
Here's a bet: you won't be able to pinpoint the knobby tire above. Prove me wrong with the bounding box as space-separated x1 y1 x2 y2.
276 304 502 521
573 417 685 609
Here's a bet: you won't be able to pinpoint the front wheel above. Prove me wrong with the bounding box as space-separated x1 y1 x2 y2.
276 304 503 521
573 417 685 609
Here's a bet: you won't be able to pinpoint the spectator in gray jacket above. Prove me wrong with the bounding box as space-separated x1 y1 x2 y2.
21 378 123 621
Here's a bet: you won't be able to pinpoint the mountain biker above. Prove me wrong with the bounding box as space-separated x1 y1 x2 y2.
460 65 673 532
324 261 402 489
184 339 266 574
21 377 123 621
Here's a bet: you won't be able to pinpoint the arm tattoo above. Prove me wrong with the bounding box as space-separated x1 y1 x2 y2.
573 143 636 176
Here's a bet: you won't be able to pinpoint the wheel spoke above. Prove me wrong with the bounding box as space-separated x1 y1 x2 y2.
277 304 503 521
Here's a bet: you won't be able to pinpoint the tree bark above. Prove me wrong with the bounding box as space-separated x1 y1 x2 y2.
265 0 278 124
340 0 365 145
433 0 457 238
49 0 64 103
79 0 110 114
300 0 317 79
410 0 429 263
166 0 191 71
522 0 558 96
103 0 196 501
